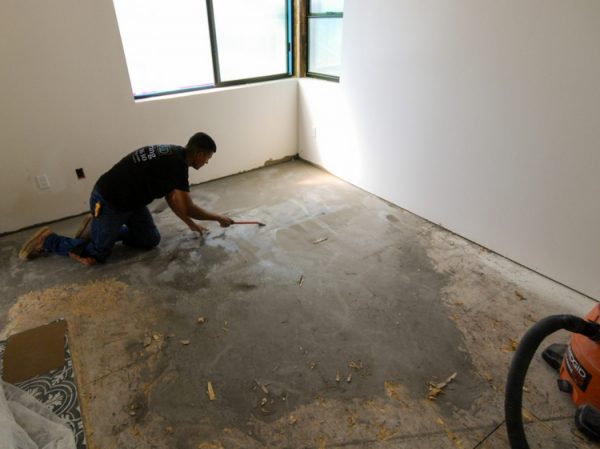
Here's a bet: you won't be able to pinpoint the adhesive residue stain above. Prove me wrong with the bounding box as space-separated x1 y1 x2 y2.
205 234 239 253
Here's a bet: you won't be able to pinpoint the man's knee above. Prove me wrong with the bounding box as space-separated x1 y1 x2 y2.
145 231 161 249
138 230 161 249
122 227 160 250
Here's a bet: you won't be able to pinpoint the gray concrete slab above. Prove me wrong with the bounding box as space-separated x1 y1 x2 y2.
0 160 597 449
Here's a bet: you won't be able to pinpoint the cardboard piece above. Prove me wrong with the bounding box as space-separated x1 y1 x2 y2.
2 320 67 384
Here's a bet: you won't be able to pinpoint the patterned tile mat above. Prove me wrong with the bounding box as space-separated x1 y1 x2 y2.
0 334 88 449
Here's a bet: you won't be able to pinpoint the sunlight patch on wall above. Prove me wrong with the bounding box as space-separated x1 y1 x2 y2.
299 79 363 185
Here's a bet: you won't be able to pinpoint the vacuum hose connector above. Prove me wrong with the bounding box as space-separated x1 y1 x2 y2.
505 314 600 449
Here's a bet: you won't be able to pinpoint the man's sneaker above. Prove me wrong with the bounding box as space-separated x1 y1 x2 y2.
75 214 93 240
19 227 53 260
68 251 97 266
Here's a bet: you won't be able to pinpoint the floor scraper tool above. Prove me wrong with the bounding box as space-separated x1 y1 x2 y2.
505 304 600 448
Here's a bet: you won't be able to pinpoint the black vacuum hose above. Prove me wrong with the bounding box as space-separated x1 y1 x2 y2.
505 314 600 449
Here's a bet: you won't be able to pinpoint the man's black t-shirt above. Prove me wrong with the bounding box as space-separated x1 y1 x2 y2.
96 145 189 211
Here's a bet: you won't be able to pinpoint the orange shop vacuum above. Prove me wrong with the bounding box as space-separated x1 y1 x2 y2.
505 303 600 448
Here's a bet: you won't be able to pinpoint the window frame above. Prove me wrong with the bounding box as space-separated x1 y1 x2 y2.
132 0 294 100
305 0 343 82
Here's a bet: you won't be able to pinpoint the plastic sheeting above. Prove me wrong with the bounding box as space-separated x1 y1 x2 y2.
0 380 76 449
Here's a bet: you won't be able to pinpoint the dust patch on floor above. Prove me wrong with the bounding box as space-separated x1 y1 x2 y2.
422 223 598 447
175 381 511 449
152 385 472 449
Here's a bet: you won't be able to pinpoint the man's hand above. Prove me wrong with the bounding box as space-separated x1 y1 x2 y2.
216 215 234 228
166 189 233 230
189 222 209 235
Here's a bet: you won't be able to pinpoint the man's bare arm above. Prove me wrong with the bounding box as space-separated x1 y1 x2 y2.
166 189 233 233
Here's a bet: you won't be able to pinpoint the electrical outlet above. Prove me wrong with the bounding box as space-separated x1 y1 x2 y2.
35 174 50 190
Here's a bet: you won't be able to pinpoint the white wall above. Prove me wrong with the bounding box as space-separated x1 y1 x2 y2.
299 1 600 299
0 0 297 233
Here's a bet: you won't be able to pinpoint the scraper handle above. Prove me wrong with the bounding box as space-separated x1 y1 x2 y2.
233 221 266 226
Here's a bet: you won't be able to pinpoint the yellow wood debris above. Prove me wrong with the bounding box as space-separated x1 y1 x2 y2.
318 436 327 449
427 372 457 400
198 443 224 449
348 361 363 370
207 381 216 401
515 290 527 300
501 339 518 352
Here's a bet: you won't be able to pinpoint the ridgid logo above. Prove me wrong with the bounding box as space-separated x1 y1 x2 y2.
565 345 591 391
132 145 170 163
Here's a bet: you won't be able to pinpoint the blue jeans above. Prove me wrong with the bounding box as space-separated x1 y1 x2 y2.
43 186 161 262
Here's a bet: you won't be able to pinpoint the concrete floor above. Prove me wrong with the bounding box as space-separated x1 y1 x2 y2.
0 160 598 449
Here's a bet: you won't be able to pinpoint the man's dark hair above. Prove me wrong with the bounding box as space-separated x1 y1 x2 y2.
186 132 217 154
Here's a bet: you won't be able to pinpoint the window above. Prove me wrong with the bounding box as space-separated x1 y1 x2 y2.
211 1 290 83
307 0 343 80
113 0 292 99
